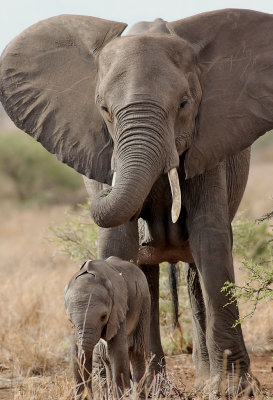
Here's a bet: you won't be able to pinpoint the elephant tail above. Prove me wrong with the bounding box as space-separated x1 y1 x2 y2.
167 263 180 329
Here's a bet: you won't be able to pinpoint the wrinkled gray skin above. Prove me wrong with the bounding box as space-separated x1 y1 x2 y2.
2 10 273 395
65 257 150 399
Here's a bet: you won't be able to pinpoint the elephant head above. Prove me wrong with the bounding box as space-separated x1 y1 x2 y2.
65 260 128 349
1 10 273 227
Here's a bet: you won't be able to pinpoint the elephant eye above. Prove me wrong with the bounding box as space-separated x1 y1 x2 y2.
101 313 107 322
101 106 108 113
180 99 188 109
101 106 112 122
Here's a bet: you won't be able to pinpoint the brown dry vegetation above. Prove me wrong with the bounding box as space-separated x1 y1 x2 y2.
0 119 272 399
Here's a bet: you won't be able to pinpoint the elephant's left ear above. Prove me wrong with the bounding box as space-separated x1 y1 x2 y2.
0 15 127 184
104 264 128 341
168 9 273 178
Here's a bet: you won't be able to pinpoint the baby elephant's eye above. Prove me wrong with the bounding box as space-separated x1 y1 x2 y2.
180 99 188 109
101 313 107 322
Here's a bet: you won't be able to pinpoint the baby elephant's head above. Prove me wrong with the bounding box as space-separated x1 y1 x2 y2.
65 259 128 354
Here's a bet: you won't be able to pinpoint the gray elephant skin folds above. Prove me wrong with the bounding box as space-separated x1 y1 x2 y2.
65 257 150 398
1 8 273 396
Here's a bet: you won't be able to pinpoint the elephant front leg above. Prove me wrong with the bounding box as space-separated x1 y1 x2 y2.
140 264 165 377
184 262 210 389
93 340 112 398
130 305 151 396
130 348 147 398
189 223 250 393
186 166 250 394
107 322 130 397
97 221 139 262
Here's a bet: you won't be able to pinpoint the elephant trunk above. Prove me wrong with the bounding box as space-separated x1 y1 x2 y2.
75 329 98 398
91 102 180 228
75 350 93 399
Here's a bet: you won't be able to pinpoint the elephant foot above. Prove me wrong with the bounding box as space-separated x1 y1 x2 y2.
148 372 184 399
201 372 260 397
149 353 166 378
146 355 167 398
193 366 210 391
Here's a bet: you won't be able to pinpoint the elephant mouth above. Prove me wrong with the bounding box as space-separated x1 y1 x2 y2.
101 322 107 339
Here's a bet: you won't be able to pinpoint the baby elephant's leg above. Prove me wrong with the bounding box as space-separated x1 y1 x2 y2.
107 322 130 397
93 340 111 395
130 346 147 386
130 307 150 397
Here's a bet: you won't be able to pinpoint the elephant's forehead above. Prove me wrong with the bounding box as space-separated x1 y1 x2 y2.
68 290 111 307
99 33 194 68
68 279 111 301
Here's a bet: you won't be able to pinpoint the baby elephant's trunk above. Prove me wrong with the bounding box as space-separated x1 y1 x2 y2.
74 344 93 399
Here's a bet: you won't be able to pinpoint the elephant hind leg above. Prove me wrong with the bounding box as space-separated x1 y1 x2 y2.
184 262 210 388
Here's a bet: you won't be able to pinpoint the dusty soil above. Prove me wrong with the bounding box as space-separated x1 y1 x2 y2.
0 354 272 399
166 353 273 397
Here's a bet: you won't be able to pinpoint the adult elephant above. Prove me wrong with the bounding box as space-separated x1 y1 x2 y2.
1 9 273 394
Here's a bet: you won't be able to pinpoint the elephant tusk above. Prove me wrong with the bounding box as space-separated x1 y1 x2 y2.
112 171 116 187
168 168 181 223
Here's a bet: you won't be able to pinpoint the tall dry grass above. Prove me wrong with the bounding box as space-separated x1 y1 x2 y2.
0 207 77 398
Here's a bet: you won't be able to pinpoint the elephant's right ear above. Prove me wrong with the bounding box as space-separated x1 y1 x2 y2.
0 15 127 184
168 9 273 178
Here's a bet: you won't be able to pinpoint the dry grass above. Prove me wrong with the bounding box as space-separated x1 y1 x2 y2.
0 206 76 380
9 366 270 400
13 373 74 400
0 205 272 399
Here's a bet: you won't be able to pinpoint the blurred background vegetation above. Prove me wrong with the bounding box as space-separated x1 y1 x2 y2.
0 106 85 206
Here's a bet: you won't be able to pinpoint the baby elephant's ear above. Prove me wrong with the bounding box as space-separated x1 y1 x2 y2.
75 260 96 279
105 266 128 341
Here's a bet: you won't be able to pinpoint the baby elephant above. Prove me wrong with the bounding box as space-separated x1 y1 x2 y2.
65 256 151 399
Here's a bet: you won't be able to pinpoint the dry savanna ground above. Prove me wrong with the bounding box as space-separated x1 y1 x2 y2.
0 122 272 399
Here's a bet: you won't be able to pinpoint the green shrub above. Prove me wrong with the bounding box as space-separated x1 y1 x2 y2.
232 215 273 262
222 258 273 327
223 211 273 326
49 200 97 260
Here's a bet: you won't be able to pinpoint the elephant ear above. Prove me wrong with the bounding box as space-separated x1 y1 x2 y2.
168 9 273 178
100 260 128 341
0 15 127 184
